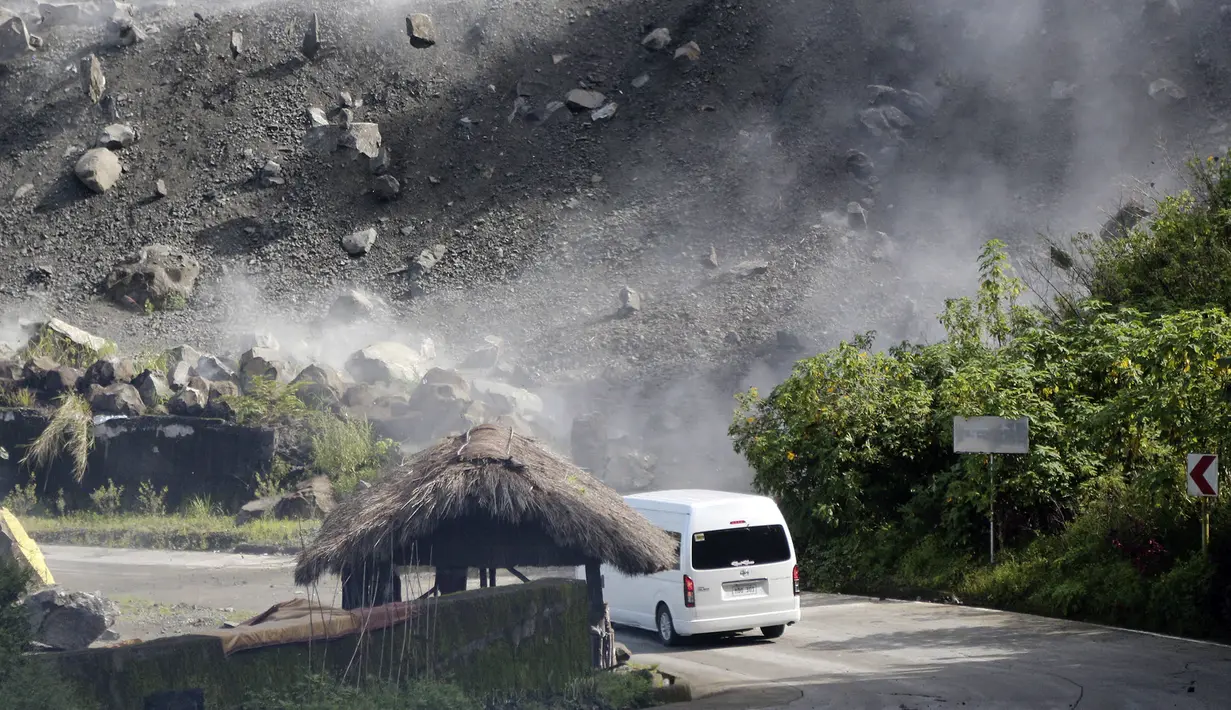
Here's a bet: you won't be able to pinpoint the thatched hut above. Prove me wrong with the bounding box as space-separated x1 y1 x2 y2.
293 423 677 667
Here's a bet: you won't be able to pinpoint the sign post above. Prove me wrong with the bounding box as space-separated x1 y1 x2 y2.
1186 454 1219 553
953 416 1030 565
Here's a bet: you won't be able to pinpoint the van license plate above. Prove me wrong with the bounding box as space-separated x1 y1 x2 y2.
728 582 760 597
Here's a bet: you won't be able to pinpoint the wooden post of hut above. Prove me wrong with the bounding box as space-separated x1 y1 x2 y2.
584 560 614 669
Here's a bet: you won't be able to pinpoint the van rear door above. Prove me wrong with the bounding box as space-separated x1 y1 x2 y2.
688 522 794 618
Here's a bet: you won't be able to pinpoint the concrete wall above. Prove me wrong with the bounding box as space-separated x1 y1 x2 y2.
36 579 590 710
0 410 276 513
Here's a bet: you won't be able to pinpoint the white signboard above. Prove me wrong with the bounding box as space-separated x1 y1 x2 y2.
1187 454 1219 498
953 416 1029 455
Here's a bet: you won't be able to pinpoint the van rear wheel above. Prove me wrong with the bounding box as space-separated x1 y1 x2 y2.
761 625 786 639
656 604 680 646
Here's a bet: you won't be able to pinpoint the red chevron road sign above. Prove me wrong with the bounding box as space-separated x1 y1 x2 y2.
1187 454 1219 498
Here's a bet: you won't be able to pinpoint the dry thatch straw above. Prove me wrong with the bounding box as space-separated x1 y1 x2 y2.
294 424 677 586
22 392 94 482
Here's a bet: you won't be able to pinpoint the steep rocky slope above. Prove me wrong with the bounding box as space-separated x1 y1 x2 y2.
2 0 1229 490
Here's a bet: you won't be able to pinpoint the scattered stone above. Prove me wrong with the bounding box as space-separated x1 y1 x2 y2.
847 201 867 230
1148 78 1186 103
0 508 55 587
0 16 35 64
1099 200 1151 240
302 12 321 60
105 244 201 310
618 286 641 317
339 122 382 159
674 41 701 61
566 89 606 112
80 54 105 104
328 290 377 321
229 29 243 59
845 150 875 180
154 179 168 198
370 147 391 175
631 73 649 89
13 183 34 200
131 370 171 408
868 85 935 122
591 103 618 121
88 382 146 416
373 175 400 200
410 243 447 278
108 17 145 47
342 227 377 256
308 106 329 127
74 147 122 193
258 160 284 187
406 13 436 49
96 123 137 150
23 589 118 651
730 260 769 278
703 245 719 269
642 28 671 50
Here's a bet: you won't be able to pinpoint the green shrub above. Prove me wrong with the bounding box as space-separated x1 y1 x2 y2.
88 479 124 516
310 414 395 494
0 475 40 516
225 376 307 428
136 481 168 516
182 495 218 518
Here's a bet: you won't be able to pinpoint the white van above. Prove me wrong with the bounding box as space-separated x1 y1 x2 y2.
591 489 801 645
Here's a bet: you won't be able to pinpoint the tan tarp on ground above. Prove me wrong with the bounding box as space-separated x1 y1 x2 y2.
0 507 55 587
196 598 426 656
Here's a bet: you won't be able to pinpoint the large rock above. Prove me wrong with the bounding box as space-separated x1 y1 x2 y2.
23 588 118 651
327 290 377 321
238 348 292 384
194 355 237 384
338 123 382 160
79 356 135 390
290 364 347 410
406 368 472 437
44 366 82 396
80 53 105 103
471 379 543 418
131 370 171 408
87 382 145 416
22 356 60 389
105 244 201 310
236 476 336 525
0 15 36 64
405 13 436 48
166 385 206 416
341 227 377 256
345 342 431 387
0 507 55 587
31 319 112 356
74 147 122 193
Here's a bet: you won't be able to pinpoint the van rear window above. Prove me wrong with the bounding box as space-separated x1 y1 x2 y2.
690 524 791 570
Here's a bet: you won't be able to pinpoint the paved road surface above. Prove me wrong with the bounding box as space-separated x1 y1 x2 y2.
40 546 1231 709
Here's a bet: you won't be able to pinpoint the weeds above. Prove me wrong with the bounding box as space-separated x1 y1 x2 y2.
254 457 292 499
21 513 316 552
21 328 115 370
131 350 169 376
164 293 188 311
0 475 39 516
0 388 35 409
136 481 168 516
225 376 307 428
309 414 394 494
21 392 94 482
89 479 124 516
183 495 218 518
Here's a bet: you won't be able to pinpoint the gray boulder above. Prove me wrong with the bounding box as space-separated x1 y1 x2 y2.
105 244 200 310
96 123 137 150
80 54 105 104
24 588 119 651
0 16 35 64
341 228 377 256
238 347 293 384
328 290 377 321
75 148 122 193
565 89 606 112
338 123 382 159
79 356 135 391
406 13 436 48
167 384 206 416
131 370 171 408
87 383 145 416
345 342 430 387
290 364 347 410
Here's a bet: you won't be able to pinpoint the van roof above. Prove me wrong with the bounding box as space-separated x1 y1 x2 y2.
624 489 777 510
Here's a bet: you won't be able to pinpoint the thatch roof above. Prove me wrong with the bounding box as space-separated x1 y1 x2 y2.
293 424 677 586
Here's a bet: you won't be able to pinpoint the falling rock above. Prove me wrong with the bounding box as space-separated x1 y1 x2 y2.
674 41 701 61
339 122 382 159
845 150 875 180
1050 80 1077 101
105 244 200 310
154 179 168 198
342 227 377 256
373 175 400 201
460 335 503 370
258 160 284 187
642 27 671 50
304 125 340 154
858 108 894 138
1148 78 1186 103
80 356 134 390
0 16 35 64
74 148 122 193
868 85 935 122
631 73 649 89
406 14 436 48
703 245 719 269
44 366 81 396
370 146 391 175
108 17 145 47
847 201 868 230
96 123 137 150
346 341 431 386
328 290 376 321
239 348 292 384
237 332 279 352
194 355 238 385
23 589 118 651
339 91 354 108
307 106 329 127
229 29 243 58
80 54 105 104
302 12 321 60
1099 200 1151 241
730 260 769 278
565 89 606 112
570 413 609 476
167 345 202 370
618 286 641 316
168 361 192 390
410 243 447 278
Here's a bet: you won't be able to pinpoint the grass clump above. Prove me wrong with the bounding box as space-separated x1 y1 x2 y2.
0 388 35 409
310 414 395 494
88 479 123 516
20 511 318 553
21 392 94 483
0 475 40 516
21 328 115 370
224 376 307 428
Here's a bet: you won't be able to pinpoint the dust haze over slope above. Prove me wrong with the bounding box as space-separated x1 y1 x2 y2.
0 0 1228 492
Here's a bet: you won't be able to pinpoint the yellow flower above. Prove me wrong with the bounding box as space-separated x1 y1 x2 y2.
746 417 755 424
787 451 797 461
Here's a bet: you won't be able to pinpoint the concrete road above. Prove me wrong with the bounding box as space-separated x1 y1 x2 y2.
623 594 1231 709
39 546 1231 708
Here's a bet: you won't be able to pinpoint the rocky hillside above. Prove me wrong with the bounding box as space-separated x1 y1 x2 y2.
1 0 1229 490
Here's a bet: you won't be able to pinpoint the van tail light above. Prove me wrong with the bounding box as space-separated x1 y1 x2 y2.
792 565 800 596
683 575 696 608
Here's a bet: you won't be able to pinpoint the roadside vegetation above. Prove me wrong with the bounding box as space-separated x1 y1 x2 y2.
19 510 318 553
732 152 1231 639
242 668 659 710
